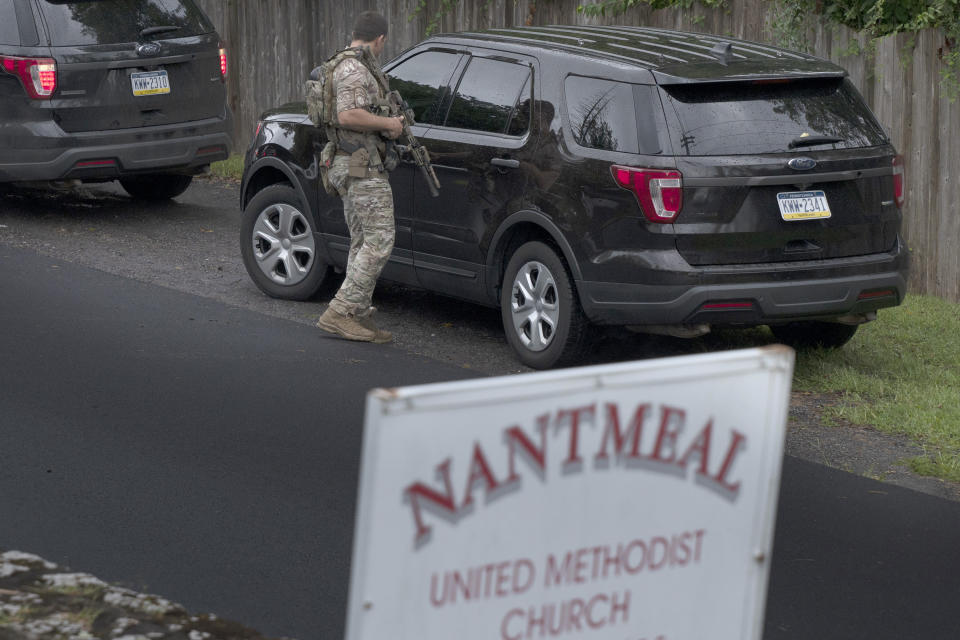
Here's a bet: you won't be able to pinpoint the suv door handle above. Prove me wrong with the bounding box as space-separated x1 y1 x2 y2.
490 157 519 169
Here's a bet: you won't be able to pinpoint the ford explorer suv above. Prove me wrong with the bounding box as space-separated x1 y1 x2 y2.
0 0 232 199
239 26 909 369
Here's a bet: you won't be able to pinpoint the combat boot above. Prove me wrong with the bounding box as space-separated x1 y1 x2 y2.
316 308 377 342
357 313 393 344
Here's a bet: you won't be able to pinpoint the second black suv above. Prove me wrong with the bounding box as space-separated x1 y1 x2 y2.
240 26 909 368
0 0 232 199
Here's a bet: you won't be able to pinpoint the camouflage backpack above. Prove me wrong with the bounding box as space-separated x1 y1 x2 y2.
305 45 391 129
305 50 348 129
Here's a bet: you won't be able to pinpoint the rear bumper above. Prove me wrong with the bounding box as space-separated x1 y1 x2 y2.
0 115 233 182
578 239 909 326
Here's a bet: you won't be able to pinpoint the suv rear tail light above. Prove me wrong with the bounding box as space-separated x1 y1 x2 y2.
1 56 57 99
892 154 905 208
219 47 228 78
611 165 683 223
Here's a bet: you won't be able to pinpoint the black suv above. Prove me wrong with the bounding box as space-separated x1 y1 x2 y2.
240 26 908 369
0 0 232 199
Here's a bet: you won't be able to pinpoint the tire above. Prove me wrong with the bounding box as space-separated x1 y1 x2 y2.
769 321 859 349
240 184 331 300
500 241 591 369
119 174 193 200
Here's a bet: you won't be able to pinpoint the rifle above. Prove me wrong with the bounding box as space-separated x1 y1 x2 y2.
353 46 441 197
385 90 441 198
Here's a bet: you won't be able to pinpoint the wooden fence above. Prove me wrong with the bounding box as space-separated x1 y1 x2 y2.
194 0 960 303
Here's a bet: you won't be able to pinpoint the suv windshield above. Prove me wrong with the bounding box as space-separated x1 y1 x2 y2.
663 77 888 155
39 0 213 45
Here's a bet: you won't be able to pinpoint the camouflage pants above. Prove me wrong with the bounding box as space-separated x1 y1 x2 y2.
327 155 395 318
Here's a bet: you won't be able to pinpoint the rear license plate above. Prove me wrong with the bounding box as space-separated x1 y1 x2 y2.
131 70 170 97
777 190 831 221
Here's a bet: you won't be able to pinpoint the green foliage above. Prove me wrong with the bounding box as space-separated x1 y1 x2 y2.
576 0 960 98
577 0 725 16
768 0 960 97
410 0 462 37
209 154 244 180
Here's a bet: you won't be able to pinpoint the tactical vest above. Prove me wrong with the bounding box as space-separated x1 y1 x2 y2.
305 46 393 180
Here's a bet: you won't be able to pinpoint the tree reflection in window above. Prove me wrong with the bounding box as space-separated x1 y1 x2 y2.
38 0 210 46
387 51 461 126
445 57 531 134
665 78 887 155
564 76 639 153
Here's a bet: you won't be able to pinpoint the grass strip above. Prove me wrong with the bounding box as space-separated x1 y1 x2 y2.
791 294 960 482
209 154 244 180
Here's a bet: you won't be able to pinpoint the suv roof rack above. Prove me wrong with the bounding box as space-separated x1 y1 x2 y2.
453 25 818 67
450 26 845 83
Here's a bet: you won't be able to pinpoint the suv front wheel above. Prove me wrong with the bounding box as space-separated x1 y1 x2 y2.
501 241 591 369
240 184 331 300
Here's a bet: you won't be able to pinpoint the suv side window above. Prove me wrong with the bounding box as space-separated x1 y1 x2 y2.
565 76 637 153
36 0 212 46
0 0 19 45
564 76 661 155
506 75 532 136
444 57 531 135
387 50 461 126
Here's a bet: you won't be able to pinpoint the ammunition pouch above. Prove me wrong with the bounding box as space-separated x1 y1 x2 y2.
338 136 390 177
347 146 371 178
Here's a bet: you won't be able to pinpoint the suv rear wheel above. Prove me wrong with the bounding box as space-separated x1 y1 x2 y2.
120 175 194 201
769 321 859 349
240 184 331 300
501 241 590 369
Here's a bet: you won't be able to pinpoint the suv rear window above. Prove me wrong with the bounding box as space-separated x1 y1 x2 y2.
38 0 213 46
663 77 888 155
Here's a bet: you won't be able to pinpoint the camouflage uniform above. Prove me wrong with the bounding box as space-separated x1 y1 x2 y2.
326 52 395 319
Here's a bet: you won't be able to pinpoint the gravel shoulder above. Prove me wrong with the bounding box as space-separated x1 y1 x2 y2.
0 551 288 640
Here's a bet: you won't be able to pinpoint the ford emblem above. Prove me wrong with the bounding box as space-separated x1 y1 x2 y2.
136 42 162 58
788 157 817 171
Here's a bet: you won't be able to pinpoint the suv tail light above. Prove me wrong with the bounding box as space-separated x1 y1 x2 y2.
611 165 683 223
1 56 57 99
892 154 905 208
219 47 228 78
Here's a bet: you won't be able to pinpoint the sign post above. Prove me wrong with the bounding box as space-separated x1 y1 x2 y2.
346 346 794 640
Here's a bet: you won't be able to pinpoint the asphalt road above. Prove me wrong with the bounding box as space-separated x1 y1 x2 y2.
2 182 959 639
0 241 478 639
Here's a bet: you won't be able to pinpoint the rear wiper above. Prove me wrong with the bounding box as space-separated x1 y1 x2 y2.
788 135 844 149
140 25 181 38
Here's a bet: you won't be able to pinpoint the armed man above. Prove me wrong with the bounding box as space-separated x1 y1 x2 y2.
314 11 403 343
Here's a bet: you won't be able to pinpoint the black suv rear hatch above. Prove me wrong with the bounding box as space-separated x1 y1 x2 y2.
659 76 900 266
38 0 224 132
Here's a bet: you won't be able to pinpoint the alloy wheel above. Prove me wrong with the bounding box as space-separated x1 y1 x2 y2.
252 203 316 285
510 260 559 352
